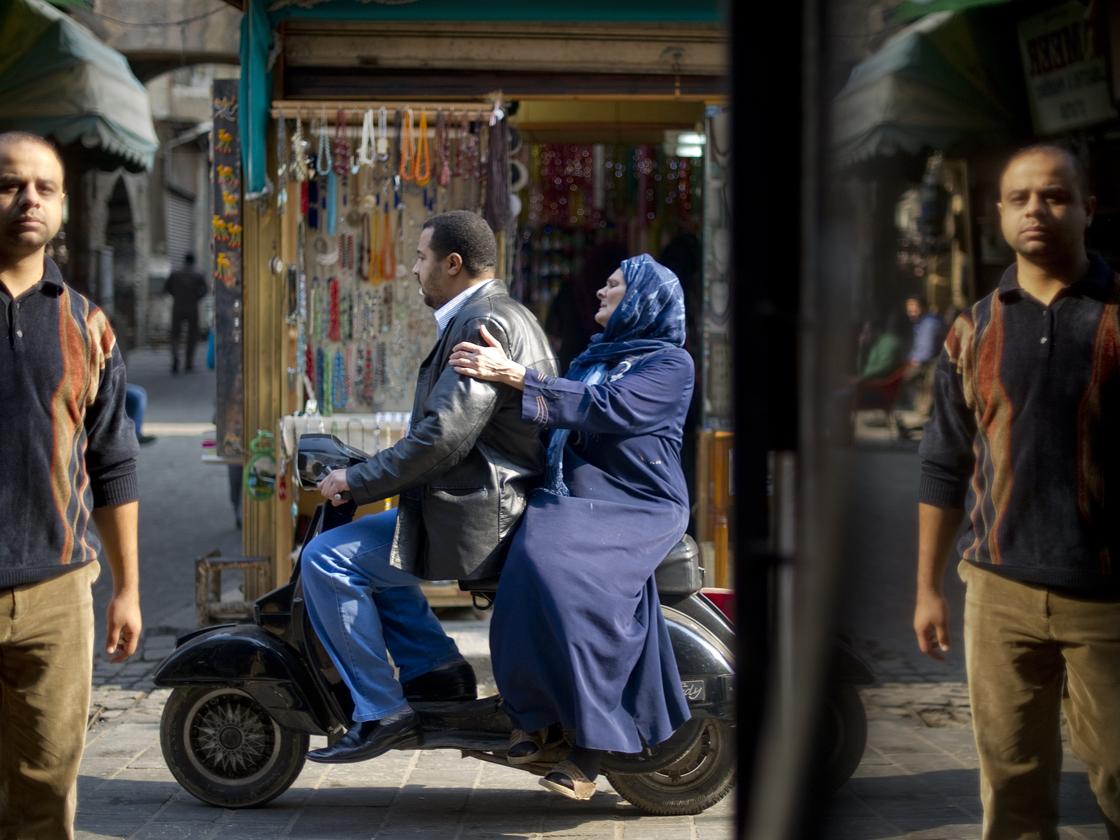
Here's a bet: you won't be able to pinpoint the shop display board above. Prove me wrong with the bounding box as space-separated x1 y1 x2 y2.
272 104 509 414
272 103 705 417
211 79 244 459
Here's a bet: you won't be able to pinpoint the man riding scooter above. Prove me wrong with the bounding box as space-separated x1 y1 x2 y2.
301 210 556 763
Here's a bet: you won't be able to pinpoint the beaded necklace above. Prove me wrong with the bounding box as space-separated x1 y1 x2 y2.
435 110 451 187
376 107 390 161
290 116 311 182
319 347 331 415
316 118 332 176
414 110 431 186
333 110 351 175
332 349 348 411
358 109 375 168
328 277 341 342
399 108 416 182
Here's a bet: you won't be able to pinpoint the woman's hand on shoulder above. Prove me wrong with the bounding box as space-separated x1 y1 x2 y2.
450 324 527 391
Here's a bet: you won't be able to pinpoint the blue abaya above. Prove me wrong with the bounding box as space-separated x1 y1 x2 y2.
490 345 694 753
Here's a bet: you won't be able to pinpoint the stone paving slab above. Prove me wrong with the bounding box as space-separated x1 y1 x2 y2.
820 696 1112 840
76 696 735 839
78 620 733 840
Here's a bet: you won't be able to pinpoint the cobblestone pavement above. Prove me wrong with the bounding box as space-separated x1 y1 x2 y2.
81 622 734 840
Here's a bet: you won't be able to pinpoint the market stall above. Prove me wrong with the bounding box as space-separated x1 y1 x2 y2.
216 1 731 610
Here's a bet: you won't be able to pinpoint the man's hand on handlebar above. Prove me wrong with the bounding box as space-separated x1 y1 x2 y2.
318 468 352 506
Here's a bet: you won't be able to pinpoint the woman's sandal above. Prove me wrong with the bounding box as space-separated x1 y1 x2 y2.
539 760 597 801
507 728 544 766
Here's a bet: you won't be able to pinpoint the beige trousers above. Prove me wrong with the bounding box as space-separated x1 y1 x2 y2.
961 560 1120 840
0 563 98 840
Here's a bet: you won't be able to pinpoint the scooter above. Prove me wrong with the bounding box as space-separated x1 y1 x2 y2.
151 434 853 814
154 434 734 814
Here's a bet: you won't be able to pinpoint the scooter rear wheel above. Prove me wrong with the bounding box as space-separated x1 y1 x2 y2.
160 686 309 808
606 719 735 816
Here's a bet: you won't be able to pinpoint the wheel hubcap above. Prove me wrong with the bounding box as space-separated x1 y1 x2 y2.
186 691 279 781
645 720 722 788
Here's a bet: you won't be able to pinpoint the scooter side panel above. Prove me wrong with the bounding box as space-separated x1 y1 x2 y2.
152 624 332 735
663 604 735 719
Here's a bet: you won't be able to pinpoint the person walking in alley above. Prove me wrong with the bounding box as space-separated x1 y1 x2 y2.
913 144 1120 839
302 211 557 763
165 252 207 374
0 132 142 838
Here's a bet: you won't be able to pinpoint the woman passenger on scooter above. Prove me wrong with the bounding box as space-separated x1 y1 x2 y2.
449 254 693 800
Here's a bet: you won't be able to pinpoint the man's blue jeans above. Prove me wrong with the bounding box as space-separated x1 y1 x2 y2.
301 509 463 722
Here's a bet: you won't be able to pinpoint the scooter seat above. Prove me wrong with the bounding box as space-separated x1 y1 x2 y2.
458 536 703 596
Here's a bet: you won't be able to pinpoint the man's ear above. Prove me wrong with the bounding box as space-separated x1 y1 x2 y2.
446 251 464 276
1086 195 1097 227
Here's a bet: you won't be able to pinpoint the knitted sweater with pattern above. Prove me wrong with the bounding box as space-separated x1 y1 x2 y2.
0 257 138 588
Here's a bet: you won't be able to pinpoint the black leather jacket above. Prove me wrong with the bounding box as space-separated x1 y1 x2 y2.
345 280 558 580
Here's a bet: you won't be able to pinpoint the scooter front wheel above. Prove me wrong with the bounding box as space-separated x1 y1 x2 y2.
160 686 309 808
606 718 735 816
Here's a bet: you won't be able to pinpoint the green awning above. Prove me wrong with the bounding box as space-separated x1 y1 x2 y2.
0 0 158 173
832 10 1021 166
891 0 1010 25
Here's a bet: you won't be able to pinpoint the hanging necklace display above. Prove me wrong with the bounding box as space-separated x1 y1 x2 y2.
414 110 431 186
399 108 416 182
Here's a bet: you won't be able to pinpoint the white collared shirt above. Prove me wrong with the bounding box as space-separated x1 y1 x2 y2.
433 280 494 338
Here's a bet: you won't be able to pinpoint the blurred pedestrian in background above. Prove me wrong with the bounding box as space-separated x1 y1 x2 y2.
164 252 207 374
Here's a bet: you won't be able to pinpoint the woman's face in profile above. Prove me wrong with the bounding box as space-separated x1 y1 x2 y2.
594 269 626 327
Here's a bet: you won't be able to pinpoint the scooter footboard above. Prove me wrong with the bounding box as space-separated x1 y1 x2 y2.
663 605 735 719
153 624 332 735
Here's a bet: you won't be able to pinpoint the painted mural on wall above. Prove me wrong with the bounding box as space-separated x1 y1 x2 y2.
212 79 243 459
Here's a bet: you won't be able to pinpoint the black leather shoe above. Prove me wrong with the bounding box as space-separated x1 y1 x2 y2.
402 660 477 702
306 712 421 764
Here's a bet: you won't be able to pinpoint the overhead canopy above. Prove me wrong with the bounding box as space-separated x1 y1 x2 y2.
0 0 158 173
238 0 726 195
832 9 1023 167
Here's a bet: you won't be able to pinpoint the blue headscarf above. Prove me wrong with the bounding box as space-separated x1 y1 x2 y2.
544 254 687 495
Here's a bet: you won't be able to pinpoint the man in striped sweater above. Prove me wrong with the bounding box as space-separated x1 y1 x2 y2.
0 133 142 838
915 144 1120 838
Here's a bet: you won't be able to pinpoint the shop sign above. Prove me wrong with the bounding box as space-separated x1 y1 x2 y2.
1018 1 1117 134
